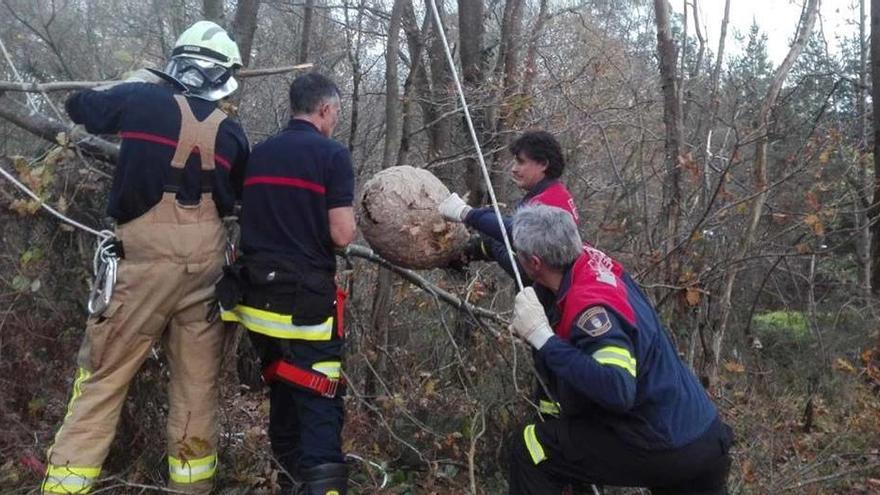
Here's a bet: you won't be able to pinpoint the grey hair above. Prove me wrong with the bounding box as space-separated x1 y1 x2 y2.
513 204 582 270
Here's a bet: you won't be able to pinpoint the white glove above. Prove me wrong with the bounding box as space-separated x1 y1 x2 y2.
438 193 472 222
93 68 161 91
124 68 163 84
510 287 554 349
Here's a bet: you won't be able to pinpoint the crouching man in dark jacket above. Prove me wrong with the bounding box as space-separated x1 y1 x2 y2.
506 204 733 494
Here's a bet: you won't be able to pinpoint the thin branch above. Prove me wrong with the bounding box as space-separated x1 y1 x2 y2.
0 99 119 163
340 244 506 323
0 63 315 93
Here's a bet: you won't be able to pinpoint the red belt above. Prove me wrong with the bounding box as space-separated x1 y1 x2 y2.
263 360 343 398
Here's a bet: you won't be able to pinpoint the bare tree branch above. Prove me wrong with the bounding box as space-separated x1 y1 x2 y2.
0 64 314 93
0 99 119 162
340 244 506 323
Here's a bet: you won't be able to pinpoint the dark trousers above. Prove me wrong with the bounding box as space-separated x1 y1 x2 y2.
249 333 345 477
508 417 733 495
268 382 344 472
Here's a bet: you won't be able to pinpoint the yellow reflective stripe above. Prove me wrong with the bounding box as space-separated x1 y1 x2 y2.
42 465 101 494
592 346 637 377
221 305 333 341
523 424 546 465
168 453 217 483
539 399 560 416
47 367 93 463
312 361 342 379
64 368 91 421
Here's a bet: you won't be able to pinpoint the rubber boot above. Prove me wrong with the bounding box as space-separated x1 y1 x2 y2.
297 462 348 495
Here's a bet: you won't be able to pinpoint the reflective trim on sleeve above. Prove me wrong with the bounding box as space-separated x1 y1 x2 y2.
523 424 546 465
311 360 342 379
168 453 217 484
221 305 333 341
591 346 637 377
538 399 560 416
42 465 101 494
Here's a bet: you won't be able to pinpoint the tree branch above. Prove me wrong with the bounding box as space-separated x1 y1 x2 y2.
0 63 314 93
0 99 119 162
340 244 506 323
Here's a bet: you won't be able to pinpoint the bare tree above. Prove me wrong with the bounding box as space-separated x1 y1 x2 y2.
712 0 820 382
203 0 224 24
458 0 489 204
298 0 316 64
654 0 684 292
370 0 406 387
231 0 262 67
871 0 880 292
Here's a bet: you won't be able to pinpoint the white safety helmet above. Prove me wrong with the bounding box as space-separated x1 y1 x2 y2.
150 21 243 101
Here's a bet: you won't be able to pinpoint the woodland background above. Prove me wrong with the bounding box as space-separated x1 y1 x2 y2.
1 0 879 493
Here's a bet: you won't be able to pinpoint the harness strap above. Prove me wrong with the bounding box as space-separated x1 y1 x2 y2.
163 95 226 195
263 359 344 398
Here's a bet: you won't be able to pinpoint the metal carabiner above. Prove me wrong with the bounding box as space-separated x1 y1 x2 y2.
87 234 120 316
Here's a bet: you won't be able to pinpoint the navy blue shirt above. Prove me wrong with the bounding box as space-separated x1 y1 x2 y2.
240 119 355 273
66 82 250 224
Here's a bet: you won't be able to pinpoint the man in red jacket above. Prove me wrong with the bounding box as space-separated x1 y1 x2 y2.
439 130 579 277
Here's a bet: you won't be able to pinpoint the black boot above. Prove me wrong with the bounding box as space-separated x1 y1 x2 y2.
297 462 348 495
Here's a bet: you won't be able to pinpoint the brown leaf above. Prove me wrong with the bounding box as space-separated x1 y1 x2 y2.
833 358 856 374
724 361 746 373
804 214 825 236
685 288 701 307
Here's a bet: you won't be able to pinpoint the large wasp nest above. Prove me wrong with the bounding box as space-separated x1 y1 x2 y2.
358 166 469 269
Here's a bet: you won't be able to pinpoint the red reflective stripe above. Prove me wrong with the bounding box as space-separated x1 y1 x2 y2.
244 176 326 194
120 131 177 147
119 131 232 170
262 360 341 397
335 288 347 338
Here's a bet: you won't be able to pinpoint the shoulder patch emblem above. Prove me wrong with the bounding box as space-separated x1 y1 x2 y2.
576 306 612 337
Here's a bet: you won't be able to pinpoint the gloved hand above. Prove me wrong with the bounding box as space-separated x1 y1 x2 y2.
510 287 554 349
124 68 163 84
438 193 472 222
93 68 162 91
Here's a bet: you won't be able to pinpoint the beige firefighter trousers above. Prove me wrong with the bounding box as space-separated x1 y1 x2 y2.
42 193 226 494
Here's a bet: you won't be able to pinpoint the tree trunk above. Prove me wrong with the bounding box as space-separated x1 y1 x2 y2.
870 0 880 293
298 0 316 64
202 0 224 24
495 0 525 135
426 0 454 168
712 0 820 383
344 0 367 151
521 0 549 104
458 0 488 205
653 0 684 294
382 0 404 168
369 0 405 393
858 0 872 296
231 0 261 67
397 0 425 166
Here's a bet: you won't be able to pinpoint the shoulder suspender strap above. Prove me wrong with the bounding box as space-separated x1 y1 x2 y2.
170 95 228 172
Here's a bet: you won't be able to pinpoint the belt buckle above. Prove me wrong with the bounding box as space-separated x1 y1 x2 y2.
322 379 339 398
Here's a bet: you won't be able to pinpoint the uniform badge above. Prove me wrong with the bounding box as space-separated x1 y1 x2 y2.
576 306 612 337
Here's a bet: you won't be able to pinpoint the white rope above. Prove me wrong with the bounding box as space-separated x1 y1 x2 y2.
0 160 111 239
426 0 524 292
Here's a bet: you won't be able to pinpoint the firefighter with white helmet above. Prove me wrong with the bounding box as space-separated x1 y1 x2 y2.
41 20 249 494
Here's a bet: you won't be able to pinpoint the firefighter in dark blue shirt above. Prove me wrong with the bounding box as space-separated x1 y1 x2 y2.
42 21 249 495
219 73 355 495
506 204 733 494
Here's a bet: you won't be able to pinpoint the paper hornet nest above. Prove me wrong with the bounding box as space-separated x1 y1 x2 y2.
358 166 469 269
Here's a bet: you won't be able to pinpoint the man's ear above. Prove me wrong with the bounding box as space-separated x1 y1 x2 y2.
525 254 543 272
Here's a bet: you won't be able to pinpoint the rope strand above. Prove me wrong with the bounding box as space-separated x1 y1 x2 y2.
0 160 111 239
426 0 525 292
